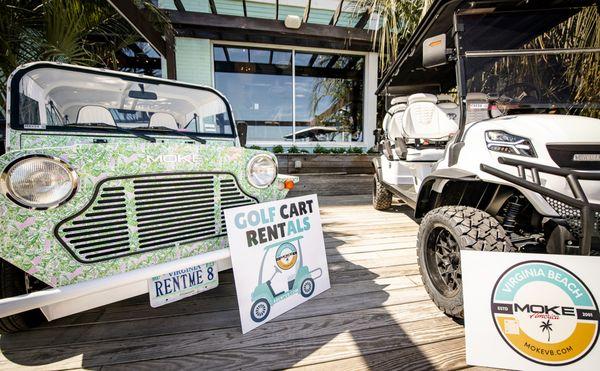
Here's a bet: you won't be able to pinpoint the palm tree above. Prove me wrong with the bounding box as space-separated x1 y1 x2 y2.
0 0 172 114
348 0 430 70
540 320 553 342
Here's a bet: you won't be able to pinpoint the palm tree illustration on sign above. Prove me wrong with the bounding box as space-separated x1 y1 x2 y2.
540 320 554 342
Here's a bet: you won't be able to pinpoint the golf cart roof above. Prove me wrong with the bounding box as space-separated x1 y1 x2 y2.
283 126 338 140
376 0 598 95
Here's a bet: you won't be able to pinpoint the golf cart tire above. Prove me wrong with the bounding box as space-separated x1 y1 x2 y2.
250 298 271 323
0 260 45 333
300 277 315 298
417 206 515 319
373 174 392 210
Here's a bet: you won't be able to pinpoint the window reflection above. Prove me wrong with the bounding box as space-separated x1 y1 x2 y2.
213 46 364 143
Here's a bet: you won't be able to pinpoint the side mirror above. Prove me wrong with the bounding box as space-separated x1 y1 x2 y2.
236 121 248 147
423 34 448 68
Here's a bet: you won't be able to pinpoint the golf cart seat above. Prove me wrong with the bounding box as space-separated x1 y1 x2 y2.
401 93 458 143
466 92 490 124
77 106 115 126
436 94 459 123
150 112 178 129
384 96 408 140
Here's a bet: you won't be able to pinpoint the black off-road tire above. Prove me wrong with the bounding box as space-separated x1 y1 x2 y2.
0 260 45 333
372 174 392 210
417 206 515 319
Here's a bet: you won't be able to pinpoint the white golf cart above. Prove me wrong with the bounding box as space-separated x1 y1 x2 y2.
373 0 600 317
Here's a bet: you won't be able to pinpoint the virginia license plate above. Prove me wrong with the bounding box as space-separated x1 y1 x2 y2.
148 262 218 308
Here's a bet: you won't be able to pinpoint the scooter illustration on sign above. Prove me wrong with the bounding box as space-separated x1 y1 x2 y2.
250 235 322 323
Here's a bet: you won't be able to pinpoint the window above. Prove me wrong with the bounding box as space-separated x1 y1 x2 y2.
214 45 365 143
15 66 234 136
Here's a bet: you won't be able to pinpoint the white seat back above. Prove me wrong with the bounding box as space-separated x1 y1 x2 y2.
402 93 458 141
77 106 115 126
466 93 489 124
150 112 178 129
383 96 408 140
436 94 459 123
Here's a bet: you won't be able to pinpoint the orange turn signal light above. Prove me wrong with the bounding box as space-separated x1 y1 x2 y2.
284 179 295 190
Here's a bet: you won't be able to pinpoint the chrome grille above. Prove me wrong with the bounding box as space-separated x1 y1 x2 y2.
56 173 257 263
219 177 257 233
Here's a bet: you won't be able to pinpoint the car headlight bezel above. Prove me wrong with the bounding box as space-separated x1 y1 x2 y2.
485 130 537 157
246 154 277 189
0 155 79 210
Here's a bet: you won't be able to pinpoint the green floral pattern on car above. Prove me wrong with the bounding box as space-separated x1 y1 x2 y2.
0 134 294 287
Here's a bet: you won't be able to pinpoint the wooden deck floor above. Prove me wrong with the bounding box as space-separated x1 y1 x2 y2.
0 195 480 370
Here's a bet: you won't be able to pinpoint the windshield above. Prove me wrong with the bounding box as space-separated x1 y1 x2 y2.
13 66 234 136
460 6 600 117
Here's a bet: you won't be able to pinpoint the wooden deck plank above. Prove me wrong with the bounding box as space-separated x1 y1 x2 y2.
0 195 470 370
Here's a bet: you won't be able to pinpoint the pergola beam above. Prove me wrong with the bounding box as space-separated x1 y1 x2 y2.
173 0 185 12
168 10 374 51
354 9 371 29
208 0 217 14
330 0 344 26
106 0 176 79
303 0 312 23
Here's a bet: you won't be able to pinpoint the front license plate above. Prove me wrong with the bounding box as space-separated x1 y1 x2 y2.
148 262 218 308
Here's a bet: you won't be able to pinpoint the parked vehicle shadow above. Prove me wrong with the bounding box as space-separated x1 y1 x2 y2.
0 199 448 369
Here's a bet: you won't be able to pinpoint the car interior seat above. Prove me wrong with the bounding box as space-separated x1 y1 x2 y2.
150 112 178 130
384 96 408 141
436 94 459 123
401 93 458 144
77 106 116 126
465 92 490 124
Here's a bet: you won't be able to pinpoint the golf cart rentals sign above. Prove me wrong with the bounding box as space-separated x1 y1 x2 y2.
463 251 600 370
224 194 330 333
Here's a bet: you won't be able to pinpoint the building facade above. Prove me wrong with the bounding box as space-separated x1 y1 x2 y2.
156 0 379 150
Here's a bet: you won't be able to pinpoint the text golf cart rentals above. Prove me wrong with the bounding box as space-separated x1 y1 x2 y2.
373 0 600 317
0 62 296 332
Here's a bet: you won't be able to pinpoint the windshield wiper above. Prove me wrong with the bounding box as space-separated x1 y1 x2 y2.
65 123 156 142
147 126 207 144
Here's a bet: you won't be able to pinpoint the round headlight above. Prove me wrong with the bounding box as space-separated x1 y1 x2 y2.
247 154 277 188
1 156 78 209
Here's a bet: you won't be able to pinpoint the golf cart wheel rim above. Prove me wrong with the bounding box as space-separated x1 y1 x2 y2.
302 280 313 294
425 225 461 298
254 302 268 319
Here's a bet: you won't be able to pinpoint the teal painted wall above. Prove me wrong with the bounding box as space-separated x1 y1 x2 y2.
174 38 213 87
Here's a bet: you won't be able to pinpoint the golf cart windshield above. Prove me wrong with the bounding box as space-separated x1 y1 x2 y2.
13 65 234 136
460 6 600 117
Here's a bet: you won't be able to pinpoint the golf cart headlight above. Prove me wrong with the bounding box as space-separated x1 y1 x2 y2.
247 154 277 188
485 130 536 157
1 156 78 209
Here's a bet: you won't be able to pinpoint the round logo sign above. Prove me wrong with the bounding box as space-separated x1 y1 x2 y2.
491 260 599 366
275 242 298 270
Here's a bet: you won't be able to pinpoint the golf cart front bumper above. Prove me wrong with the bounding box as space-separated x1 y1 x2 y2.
481 156 600 255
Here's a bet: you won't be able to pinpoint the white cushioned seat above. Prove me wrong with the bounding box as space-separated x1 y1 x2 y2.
77 106 115 126
150 112 178 129
384 96 408 140
401 93 458 141
436 94 459 122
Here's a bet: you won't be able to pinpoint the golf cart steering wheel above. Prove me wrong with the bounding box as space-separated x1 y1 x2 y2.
499 82 541 104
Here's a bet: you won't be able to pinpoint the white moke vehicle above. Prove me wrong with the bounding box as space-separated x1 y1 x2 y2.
372 0 600 318
0 62 296 332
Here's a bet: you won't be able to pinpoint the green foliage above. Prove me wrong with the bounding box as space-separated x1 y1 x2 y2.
347 147 364 154
330 147 346 154
313 145 331 154
272 145 284 154
287 145 301 154
349 0 427 70
0 0 172 113
247 145 263 150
